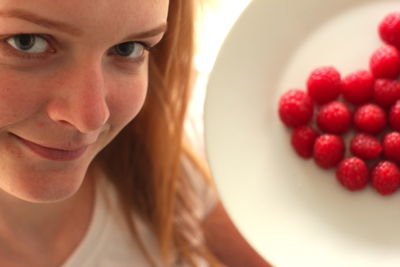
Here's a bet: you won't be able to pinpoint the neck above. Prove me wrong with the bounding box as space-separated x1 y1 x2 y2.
0 168 95 266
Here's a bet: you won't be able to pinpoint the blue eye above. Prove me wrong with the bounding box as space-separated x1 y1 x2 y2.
6 34 49 54
112 42 146 58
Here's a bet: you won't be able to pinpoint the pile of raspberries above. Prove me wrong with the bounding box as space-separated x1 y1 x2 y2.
278 12 400 196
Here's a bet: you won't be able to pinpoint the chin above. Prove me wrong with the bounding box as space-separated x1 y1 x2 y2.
0 165 90 204
15 181 83 204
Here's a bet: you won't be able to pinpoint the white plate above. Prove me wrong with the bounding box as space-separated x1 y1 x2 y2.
204 1 400 266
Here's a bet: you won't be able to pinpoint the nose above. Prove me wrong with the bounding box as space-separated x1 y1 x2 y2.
46 60 110 133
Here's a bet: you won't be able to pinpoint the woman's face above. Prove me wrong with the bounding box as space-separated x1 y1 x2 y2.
0 0 169 202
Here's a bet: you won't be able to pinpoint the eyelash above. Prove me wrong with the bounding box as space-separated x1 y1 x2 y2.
108 41 152 63
0 33 153 63
0 34 54 60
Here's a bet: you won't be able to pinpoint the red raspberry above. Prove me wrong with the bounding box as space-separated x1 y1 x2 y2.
389 100 400 131
291 126 319 158
342 70 374 105
350 133 382 160
353 104 387 134
306 66 341 105
373 79 400 108
369 45 400 79
383 132 400 163
379 12 400 49
371 161 400 195
278 89 314 128
313 134 345 169
316 101 352 134
336 157 369 191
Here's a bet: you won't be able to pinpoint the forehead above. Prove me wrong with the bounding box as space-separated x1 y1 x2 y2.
0 0 169 36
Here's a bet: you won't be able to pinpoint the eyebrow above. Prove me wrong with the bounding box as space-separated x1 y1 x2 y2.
0 8 168 40
0 8 83 36
124 23 167 40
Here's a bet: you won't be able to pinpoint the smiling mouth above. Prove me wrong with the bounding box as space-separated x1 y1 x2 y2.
11 134 88 162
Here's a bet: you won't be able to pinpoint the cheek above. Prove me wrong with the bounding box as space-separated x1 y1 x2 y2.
107 75 148 128
0 71 44 127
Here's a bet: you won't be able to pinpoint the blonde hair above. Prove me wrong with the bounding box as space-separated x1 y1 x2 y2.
97 0 222 266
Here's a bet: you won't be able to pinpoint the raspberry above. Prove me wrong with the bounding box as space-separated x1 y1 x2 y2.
316 101 352 134
291 126 319 158
371 161 400 195
278 89 314 128
389 100 400 131
353 104 387 134
306 66 341 105
373 79 400 108
383 132 400 163
350 133 382 160
369 45 400 79
313 134 345 169
342 70 374 105
336 157 369 191
379 12 400 49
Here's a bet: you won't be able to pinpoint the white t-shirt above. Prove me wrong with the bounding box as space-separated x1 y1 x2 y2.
61 158 218 267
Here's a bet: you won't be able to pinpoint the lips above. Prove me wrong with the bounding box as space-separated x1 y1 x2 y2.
11 134 88 161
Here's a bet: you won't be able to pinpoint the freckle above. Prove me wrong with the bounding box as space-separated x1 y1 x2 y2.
36 121 45 128
5 140 22 159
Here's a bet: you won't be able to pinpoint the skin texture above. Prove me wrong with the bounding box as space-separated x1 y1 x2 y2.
0 0 168 265
0 0 168 202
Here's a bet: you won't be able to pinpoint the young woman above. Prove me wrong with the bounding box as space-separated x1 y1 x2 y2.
0 0 271 266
